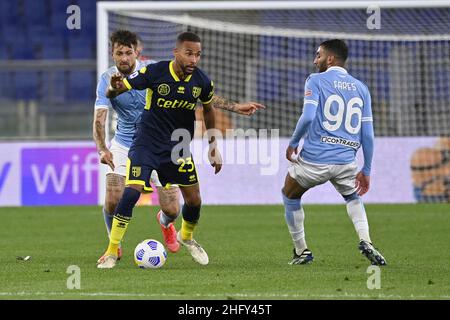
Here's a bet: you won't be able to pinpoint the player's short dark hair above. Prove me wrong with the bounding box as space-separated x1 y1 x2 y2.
110 30 138 50
177 32 201 45
320 39 348 63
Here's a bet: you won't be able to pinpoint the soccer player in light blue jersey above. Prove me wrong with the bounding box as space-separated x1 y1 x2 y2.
94 30 265 266
282 39 386 266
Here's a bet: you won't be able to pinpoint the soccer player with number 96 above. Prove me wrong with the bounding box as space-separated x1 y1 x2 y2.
282 39 387 266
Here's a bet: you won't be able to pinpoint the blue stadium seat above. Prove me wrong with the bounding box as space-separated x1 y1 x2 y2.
67 37 95 59
0 44 14 99
286 69 309 103
257 69 281 102
13 72 40 100
0 1 21 29
76 0 96 9
50 0 74 15
23 0 49 28
81 13 96 35
9 38 37 60
37 36 67 103
27 25 55 42
42 71 67 103
434 69 450 102
286 39 311 60
76 0 96 28
65 26 96 41
260 36 287 58
0 43 9 59
1 25 25 44
50 11 71 36
38 36 66 59
67 71 96 101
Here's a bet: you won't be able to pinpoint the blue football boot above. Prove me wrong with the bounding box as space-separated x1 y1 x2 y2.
289 248 314 265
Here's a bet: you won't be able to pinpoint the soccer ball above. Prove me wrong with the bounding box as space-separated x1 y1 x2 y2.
134 239 167 269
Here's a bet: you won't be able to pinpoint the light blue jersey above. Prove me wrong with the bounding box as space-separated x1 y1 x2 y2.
289 66 374 175
94 60 156 148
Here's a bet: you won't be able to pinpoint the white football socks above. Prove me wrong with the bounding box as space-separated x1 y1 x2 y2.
283 195 308 256
346 198 371 243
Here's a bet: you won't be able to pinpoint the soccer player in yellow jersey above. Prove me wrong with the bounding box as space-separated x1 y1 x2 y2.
97 32 254 268
94 30 265 266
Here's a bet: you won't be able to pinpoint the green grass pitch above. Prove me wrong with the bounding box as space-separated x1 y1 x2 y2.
0 204 449 300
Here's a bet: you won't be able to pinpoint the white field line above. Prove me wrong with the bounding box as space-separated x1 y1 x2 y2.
0 291 449 299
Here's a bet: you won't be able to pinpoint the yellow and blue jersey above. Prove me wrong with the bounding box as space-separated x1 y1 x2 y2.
123 60 214 163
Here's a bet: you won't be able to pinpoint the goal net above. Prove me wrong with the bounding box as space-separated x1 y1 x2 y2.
97 1 450 202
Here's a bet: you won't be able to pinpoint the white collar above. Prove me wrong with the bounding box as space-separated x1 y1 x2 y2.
325 66 348 74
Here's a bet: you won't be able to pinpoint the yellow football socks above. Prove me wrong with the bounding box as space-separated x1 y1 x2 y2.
181 219 196 241
106 215 130 256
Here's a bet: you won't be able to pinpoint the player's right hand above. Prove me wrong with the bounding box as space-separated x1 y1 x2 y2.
110 72 124 90
208 147 222 174
355 171 370 196
235 102 266 116
99 150 115 171
286 145 298 163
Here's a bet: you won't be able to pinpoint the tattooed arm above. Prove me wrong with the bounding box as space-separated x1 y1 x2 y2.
212 95 265 116
203 101 222 174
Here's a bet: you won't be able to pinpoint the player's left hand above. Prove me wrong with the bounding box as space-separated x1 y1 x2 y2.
235 102 266 116
286 145 298 163
208 146 222 174
355 171 370 196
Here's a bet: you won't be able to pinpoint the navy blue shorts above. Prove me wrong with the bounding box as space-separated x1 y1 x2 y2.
125 147 198 192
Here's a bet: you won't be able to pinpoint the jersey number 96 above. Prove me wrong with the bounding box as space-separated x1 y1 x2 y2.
323 94 363 134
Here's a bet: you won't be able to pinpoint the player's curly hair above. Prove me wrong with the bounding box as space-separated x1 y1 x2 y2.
110 30 138 50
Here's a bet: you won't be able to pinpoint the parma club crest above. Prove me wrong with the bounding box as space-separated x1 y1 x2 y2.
192 87 202 98
131 166 141 177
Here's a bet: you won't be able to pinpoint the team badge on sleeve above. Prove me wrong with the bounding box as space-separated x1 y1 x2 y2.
192 87 202 98
305 89 312 97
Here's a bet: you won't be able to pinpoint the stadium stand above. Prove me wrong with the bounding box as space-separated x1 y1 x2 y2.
0 0 101 137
